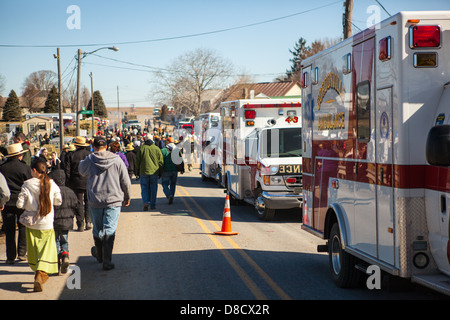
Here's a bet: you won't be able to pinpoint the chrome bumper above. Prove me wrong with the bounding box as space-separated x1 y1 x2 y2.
262 191 303 210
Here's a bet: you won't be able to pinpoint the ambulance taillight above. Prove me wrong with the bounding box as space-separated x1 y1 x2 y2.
409 25 441 48
245 110 256 119
245 110 256 126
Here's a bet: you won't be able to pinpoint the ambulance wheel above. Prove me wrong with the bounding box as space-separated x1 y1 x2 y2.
328 223 359 288
255 189 275 221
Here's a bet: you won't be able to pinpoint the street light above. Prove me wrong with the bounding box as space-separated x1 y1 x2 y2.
75 46 119 136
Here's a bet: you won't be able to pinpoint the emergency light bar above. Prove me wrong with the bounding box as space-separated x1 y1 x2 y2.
243 103 301 109
409 25 441 48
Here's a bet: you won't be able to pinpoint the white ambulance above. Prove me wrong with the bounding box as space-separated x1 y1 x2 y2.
220 98 302 220
200 112 222 182
300 11 450 295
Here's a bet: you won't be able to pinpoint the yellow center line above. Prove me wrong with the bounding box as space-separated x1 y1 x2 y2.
178 191 267 300
178 186 292 300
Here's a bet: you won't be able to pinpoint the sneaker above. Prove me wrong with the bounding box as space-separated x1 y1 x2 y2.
168 195 174 204
143 203 149 211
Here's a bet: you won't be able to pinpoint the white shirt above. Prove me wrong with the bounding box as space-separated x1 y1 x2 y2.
17 177 62 230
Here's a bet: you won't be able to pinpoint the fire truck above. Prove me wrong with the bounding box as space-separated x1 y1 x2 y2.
200 112 221 182
300 11 450 295
220 98 302 220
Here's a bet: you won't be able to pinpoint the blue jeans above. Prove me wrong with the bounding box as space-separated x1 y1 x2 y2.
89 207 121 238
140 174 159 207
161 171 178 198
55 230 69 255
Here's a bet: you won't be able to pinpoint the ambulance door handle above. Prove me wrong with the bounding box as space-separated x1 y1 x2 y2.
380 167 384 184
441 195 447 214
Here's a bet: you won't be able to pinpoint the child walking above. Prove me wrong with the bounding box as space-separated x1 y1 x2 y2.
49 169 78 274
17 160 62 292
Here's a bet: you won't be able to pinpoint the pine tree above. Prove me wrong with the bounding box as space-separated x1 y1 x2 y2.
2 90 22 121
286 37 310 81
87 90 107 118
44 85 59 113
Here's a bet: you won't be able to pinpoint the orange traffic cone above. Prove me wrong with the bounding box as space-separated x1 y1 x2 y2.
214 193 238 236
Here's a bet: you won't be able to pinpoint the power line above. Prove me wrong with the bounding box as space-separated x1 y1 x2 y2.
86 54 285 77
0 1 342 48
374 0 391 16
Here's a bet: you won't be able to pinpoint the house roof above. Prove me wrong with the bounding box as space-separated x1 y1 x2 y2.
224 81 301 101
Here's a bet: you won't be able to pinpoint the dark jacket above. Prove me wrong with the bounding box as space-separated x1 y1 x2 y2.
125 151 136 174
21 142 31 166
49 169 78 231
0 158 32 207
65 146 91 190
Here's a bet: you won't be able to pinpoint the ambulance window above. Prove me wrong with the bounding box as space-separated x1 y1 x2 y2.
261 128 302 158
356 81 371 142
245 131 258 162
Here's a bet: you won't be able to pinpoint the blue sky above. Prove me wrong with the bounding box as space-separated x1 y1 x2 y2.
0 0 449 108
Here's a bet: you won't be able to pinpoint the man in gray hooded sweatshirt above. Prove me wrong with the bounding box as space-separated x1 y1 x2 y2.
79 136 131 270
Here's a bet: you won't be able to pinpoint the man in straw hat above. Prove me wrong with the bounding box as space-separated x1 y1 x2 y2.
0 143 32 264
65 136 92 231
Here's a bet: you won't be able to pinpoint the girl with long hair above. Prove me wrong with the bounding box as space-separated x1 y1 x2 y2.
17 159 62 292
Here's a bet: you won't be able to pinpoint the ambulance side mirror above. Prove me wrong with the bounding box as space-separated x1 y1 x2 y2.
426 124 450 166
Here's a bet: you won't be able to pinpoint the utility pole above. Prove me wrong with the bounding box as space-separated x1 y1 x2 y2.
54 48 64 152
343 0 353 39
76 49 81 136
89 72 95 138
117 85 120 130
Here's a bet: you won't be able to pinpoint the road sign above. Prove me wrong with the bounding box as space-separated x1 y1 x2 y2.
80 110 93 115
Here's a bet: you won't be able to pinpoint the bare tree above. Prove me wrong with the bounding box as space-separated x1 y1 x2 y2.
21 70 57 111
63 82 77 111
0 73 6 96
152 48 233 117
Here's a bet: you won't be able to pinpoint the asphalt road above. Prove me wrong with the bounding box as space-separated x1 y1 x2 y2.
0 167 447 303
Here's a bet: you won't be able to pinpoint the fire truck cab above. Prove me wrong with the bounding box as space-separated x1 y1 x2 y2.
301 11 450 295
220 98 303 220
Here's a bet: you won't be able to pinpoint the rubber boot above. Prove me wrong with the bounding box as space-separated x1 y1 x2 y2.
102 234 115 271
91 237 103 263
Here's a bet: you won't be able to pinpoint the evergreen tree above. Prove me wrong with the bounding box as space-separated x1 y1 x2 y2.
87 90 107 118
44 85 59 113
286 37 310 81
3 90 22 121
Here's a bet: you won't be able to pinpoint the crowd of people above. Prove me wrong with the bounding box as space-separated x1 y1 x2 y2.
0 128 188 292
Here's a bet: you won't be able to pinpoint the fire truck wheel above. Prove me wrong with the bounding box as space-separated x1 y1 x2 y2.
328 223 359 288
255 189 276 221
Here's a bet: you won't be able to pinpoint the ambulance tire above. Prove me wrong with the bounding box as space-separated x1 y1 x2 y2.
255 189 276 221
328 223 359 288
